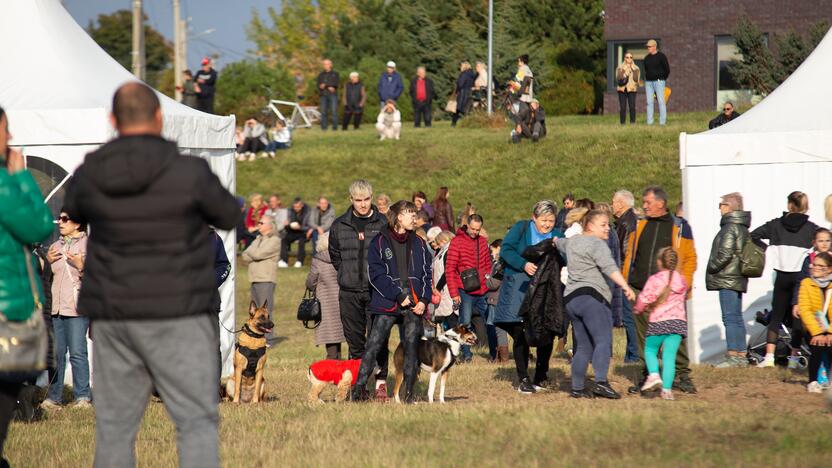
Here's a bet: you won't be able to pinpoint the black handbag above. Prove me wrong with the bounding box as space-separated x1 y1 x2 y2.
296 288 321 329
460 238 481 292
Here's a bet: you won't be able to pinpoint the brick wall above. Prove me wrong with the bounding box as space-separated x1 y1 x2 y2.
603 0 832 114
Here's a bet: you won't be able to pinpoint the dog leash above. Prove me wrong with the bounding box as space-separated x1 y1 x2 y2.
219 320 244 334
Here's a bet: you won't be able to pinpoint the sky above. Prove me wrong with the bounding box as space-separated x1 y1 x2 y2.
63 0 279 69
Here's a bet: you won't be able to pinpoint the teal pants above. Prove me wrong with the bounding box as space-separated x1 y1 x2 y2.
644 334 683 390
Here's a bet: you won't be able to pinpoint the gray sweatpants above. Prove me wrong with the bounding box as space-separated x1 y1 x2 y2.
92 314 220 468
251 281 276 341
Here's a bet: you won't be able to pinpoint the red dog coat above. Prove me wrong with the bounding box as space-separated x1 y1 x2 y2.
309 359 362 385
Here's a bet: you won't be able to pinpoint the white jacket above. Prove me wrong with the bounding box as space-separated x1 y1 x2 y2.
432 244 455 318
376 109 401 127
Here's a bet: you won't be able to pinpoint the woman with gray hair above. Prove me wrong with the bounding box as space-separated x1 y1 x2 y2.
342 71 366 130
706 192 751 367
306 232 346 359
494 200 565 394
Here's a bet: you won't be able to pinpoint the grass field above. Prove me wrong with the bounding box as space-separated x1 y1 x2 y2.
7 114 832 467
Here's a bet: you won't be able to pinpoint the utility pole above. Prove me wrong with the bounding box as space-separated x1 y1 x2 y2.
173 0 182 100
131 0 145 80
487 0 493 115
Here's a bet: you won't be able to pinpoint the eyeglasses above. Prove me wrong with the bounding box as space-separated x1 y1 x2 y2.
718 202 729 208
57 215 71 223
257 221 265 225
811 263 830 269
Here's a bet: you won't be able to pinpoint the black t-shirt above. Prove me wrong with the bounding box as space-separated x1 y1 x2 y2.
630 213 674 290
195 68 218 97
352 210 373 234
390 236 409 290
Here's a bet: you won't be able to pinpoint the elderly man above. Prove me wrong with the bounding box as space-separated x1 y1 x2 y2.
409 66 436 128
317 59 340 131
708 101 741 129
378 61 404 103
63 83 239 467
279 197 310 268
328 180 389 399
622 186 697 394
612 189 639 363
306 196 336 252
511 99 546 143
342 72 366 130
242 217 281 343
643 39 670 125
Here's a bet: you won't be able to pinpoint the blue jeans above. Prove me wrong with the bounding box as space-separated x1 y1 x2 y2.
719 289 746 352
264 141 290 152
319 93 338 130
621 298 640 362
48 315 91 402
459 290 488 360
644 80 667 125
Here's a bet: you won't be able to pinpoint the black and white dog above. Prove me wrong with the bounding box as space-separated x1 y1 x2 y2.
392 325 478 403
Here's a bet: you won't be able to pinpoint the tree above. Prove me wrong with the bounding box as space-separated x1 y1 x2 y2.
215 60 294 120
87 10 173 90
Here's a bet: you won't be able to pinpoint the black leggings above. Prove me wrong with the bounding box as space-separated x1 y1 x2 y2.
769 271 802 345
239 137 265 154
355 311 423 396
325 343 342 360
0 382 21 460
497 322 553 383
618 91 636 124
808 343 831 382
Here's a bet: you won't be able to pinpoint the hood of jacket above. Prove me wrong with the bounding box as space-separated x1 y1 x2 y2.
721 210 751 228
781 212 810 233
85 135 177 196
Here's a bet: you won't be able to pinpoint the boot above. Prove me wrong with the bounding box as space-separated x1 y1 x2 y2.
497 345 510 363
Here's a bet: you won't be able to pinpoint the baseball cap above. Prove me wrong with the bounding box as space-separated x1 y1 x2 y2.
646 39 658 47
386 61 396 68
201 57 211 65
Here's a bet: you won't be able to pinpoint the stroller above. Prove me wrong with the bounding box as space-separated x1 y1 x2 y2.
747 309 810 368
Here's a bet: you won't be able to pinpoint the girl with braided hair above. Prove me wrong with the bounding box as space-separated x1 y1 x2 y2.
634 247 688 400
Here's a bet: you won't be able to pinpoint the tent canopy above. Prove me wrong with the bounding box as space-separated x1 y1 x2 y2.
680 28 832 364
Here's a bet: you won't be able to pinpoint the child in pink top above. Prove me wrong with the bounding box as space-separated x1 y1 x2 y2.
634 248 688 400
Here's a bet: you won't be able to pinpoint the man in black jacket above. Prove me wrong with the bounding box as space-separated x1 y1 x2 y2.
643 39 670 126
409 66 436 128
342 72 366 130
612 189 639 363
708 101 741 129
317 59 339 131
328 179 389 399
195 57 218 114
280 197 310 268
63 83 239 468
511 99 546 143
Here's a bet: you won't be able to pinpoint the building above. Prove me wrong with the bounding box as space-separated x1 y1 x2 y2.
603 0 832 114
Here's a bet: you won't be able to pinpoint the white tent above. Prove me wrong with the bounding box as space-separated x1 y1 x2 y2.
0 0 238 377
680 29 832 363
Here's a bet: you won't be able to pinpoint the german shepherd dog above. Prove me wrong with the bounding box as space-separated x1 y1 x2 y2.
393 325 477 403
226 300 274 403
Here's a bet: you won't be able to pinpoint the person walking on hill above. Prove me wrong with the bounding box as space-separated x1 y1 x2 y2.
643 39 670 126
242 217 281 344
451 62 476 127
317 59 340 131
622 186 697 394
616 53 640 125
410 66 436 128
432 187 455 232
706 193 752 368
306 232 345 360
446 215 492 362
328 180 389 398
63 83 239 468
378 61 404 103
342 72 366 130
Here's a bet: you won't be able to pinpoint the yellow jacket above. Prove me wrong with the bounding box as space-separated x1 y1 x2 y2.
622 216 698 295
797 277 832 337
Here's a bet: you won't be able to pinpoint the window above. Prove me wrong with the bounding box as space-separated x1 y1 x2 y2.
715 36 756 109
26 155 69 245
606 40 653 91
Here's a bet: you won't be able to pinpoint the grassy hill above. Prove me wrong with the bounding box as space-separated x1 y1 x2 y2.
237 111 715 229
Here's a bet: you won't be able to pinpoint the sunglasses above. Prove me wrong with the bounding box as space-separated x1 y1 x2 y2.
723 107 733 111
625 55 633 59
57 215 71 223
718 202 729 208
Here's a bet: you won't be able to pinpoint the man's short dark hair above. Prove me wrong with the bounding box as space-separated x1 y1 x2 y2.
469 214 484 225
293 197 303 204
563 193 574 203
112 83 160 128
643 185 668 205
416 211 430 222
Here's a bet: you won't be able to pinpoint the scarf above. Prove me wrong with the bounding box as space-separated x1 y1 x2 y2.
812 274 832 289
389 227 408 243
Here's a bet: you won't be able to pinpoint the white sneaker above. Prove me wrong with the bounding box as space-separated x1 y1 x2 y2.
293 261 302 268
247 153 256 162
40 399 62 411
71 399 93 409
757 357 775 368
268 152 275 158
379 135 386 141
641 373 663 392
661 389 675 401
808 381 824 393
394 135 400 140
278 260 289 268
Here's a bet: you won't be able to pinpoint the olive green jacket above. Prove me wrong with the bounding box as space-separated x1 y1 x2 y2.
705 210 751 292
0 169 54 321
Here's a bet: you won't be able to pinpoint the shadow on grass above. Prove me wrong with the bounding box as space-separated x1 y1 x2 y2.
493 366 571 391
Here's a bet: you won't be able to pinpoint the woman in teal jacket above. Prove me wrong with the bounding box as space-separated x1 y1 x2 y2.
0 106 55 463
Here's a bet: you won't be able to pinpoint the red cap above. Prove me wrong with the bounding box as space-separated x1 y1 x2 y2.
201 57 211 65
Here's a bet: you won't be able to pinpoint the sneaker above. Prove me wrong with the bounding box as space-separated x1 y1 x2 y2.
532 380 550 392
807 381 824 394
661 389 675 401
247 153 256 162
293 261 302 268
675 377 697 394
71 399 92 409
570 388 594 399
641 373 663 392
268 152 275 158
374 383 388 402
40 399 61 411
278 260 289 268
517 378 536 394
593 381 621 400
379 135 386 141
757 358 775 368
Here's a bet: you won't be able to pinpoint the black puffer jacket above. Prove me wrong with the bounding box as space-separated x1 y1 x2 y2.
518 240 565 344
706 210 751 292
328 208 387 292
63 135 239 320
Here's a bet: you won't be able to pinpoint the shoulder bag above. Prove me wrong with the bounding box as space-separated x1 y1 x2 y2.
296 288 321 329
460 238 482 292
0 248 48 379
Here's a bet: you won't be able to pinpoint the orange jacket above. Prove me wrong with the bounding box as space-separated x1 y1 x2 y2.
622 216 697 294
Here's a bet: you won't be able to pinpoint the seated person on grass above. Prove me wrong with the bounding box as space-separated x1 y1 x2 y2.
511 99 546 144
265 119 292 157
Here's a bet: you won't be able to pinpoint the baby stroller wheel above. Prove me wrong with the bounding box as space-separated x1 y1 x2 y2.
746 355 760 366
797 355 809 369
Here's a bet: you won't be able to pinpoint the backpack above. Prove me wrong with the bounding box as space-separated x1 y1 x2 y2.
740 238 766 278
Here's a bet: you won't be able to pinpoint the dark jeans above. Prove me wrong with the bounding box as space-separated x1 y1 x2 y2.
320 93 338 130
496 322 553 383
197 96 214 114
621 298 640 362
618 91 636 124
239 138 265 154
342 105 363 130
339 290 389 379
264 141 290 152
718 289 746 352
325 343 342 360
808 344 832 382
0 382 21 461
458 290 487 359
566 295 613 391
280 230 307 265
413 101 432 127
355 311 423 395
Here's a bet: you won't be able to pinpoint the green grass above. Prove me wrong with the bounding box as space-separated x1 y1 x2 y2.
8 114 832 467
